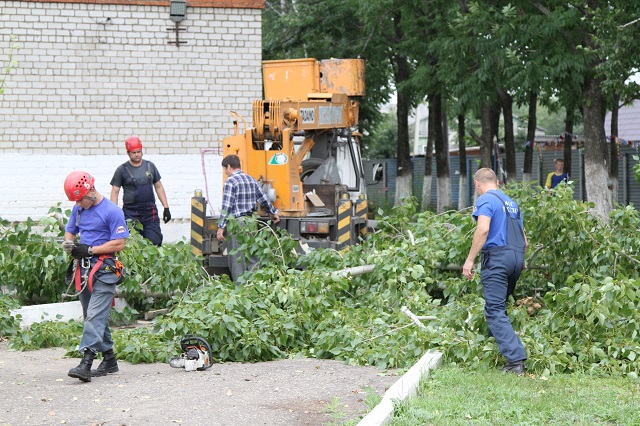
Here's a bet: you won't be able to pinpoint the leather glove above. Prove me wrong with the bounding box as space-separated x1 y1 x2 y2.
163 207 171 224
71 243 91 259
62 240 75 254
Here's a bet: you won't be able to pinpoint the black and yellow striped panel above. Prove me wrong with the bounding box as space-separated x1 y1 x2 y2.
355 199 368 237
337 199 352 252
191 196 205 255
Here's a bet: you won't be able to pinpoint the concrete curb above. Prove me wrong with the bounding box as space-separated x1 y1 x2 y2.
357 350 443 426
10 298 130 328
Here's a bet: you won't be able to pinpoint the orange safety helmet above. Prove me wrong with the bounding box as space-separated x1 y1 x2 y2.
64 171 95 201
125 136 143 152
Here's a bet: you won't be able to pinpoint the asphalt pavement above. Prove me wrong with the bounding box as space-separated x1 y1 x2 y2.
0 343 398 426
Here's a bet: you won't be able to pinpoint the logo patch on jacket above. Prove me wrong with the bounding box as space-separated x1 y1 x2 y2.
116 226 127 234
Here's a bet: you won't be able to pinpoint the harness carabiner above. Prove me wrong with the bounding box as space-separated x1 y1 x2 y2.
62 257 92 300
81 257 91 282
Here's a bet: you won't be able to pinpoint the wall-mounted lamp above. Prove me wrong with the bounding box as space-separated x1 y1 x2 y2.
169 0 187 23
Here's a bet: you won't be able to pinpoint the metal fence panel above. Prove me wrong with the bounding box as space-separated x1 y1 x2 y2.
365 146 640 210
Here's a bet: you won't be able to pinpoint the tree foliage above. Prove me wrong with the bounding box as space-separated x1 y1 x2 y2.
261 1 640 216
4 188 640 377
363 108 398 159
262 0 393 133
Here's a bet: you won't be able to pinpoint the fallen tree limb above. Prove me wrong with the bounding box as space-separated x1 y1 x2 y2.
331 264 375 279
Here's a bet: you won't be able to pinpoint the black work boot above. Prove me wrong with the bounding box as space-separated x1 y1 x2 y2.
502 360 526 376
91 349 119 377
68 349 95 382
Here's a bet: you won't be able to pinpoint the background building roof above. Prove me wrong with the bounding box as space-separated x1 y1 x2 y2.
605 101 640 141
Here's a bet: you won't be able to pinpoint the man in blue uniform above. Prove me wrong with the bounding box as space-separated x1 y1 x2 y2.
110 136 170 246
216 154 279 282
63 171 130 382
463 168 528 375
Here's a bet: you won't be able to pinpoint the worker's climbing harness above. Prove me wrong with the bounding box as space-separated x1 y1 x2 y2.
63 256 125 300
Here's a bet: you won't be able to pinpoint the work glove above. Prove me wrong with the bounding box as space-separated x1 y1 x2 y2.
61 240 75 254
71 243 91 259
163 207 171 224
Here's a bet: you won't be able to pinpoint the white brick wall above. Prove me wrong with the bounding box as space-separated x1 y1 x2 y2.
0 1 262 233
0 151 224 221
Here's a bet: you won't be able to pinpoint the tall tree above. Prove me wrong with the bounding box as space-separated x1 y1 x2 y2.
523 91 537 182
408 0 454 211
392 28 413 203
421 98 437 211
563 110 575 179
444 3 520 174
262 0 393 144
438 100 451 211
609 95 619 203
429 93 451 211
529 1 640 220
360 1 428 205
498 88 516 182
457 114 468 209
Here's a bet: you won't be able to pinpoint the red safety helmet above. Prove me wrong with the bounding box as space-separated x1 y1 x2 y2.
125 136 143 152
64 171 95 201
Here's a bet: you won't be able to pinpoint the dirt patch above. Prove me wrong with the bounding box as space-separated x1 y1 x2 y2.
0 342 397 425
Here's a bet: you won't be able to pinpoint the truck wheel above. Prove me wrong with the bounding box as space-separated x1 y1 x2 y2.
300 158 325 182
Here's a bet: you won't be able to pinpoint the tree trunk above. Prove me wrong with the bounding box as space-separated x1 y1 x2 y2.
393 19 412 205
440 104 451 210
396 94 412 203
434 94 451 212
498 87 516 183
563 110 574 178
523 91 537 182
412 102 423 156
421 95 438 211
582 75 612 222
479 102 493 168
609 95 619 203
421 134 433 212
458 114 468 209
489 102 500 177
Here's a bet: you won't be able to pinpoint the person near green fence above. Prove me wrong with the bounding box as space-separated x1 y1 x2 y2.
545 159 568 189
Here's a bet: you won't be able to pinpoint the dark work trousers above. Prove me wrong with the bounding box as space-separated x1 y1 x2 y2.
480 248 527 363
78 279 116 355
123 203 163 246
224 216 258 283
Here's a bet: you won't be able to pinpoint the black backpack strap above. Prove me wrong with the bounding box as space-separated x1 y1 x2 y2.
123 161 153 186
123 163 136 185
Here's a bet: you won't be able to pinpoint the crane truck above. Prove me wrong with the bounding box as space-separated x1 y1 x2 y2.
191 58 381 277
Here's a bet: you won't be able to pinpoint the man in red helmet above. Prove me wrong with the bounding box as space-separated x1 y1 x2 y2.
62 171 130 382
110 136 170 246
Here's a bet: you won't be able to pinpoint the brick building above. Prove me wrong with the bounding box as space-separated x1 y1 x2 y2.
0 0 263 234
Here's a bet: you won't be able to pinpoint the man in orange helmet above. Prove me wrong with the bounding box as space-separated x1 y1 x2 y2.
63 171 129 382
110 136 170 246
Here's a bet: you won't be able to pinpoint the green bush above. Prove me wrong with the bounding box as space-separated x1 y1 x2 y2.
3 184 640 377
0 295 20 338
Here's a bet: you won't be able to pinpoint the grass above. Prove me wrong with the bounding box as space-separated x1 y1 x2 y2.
327 385 384 426
389 366 640 426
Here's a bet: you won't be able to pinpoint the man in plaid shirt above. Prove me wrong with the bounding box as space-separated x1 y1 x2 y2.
216 154 279 281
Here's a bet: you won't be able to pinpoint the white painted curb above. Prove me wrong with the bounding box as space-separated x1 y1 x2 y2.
10 301 83 328
358 350 443 426
10 298 130 328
